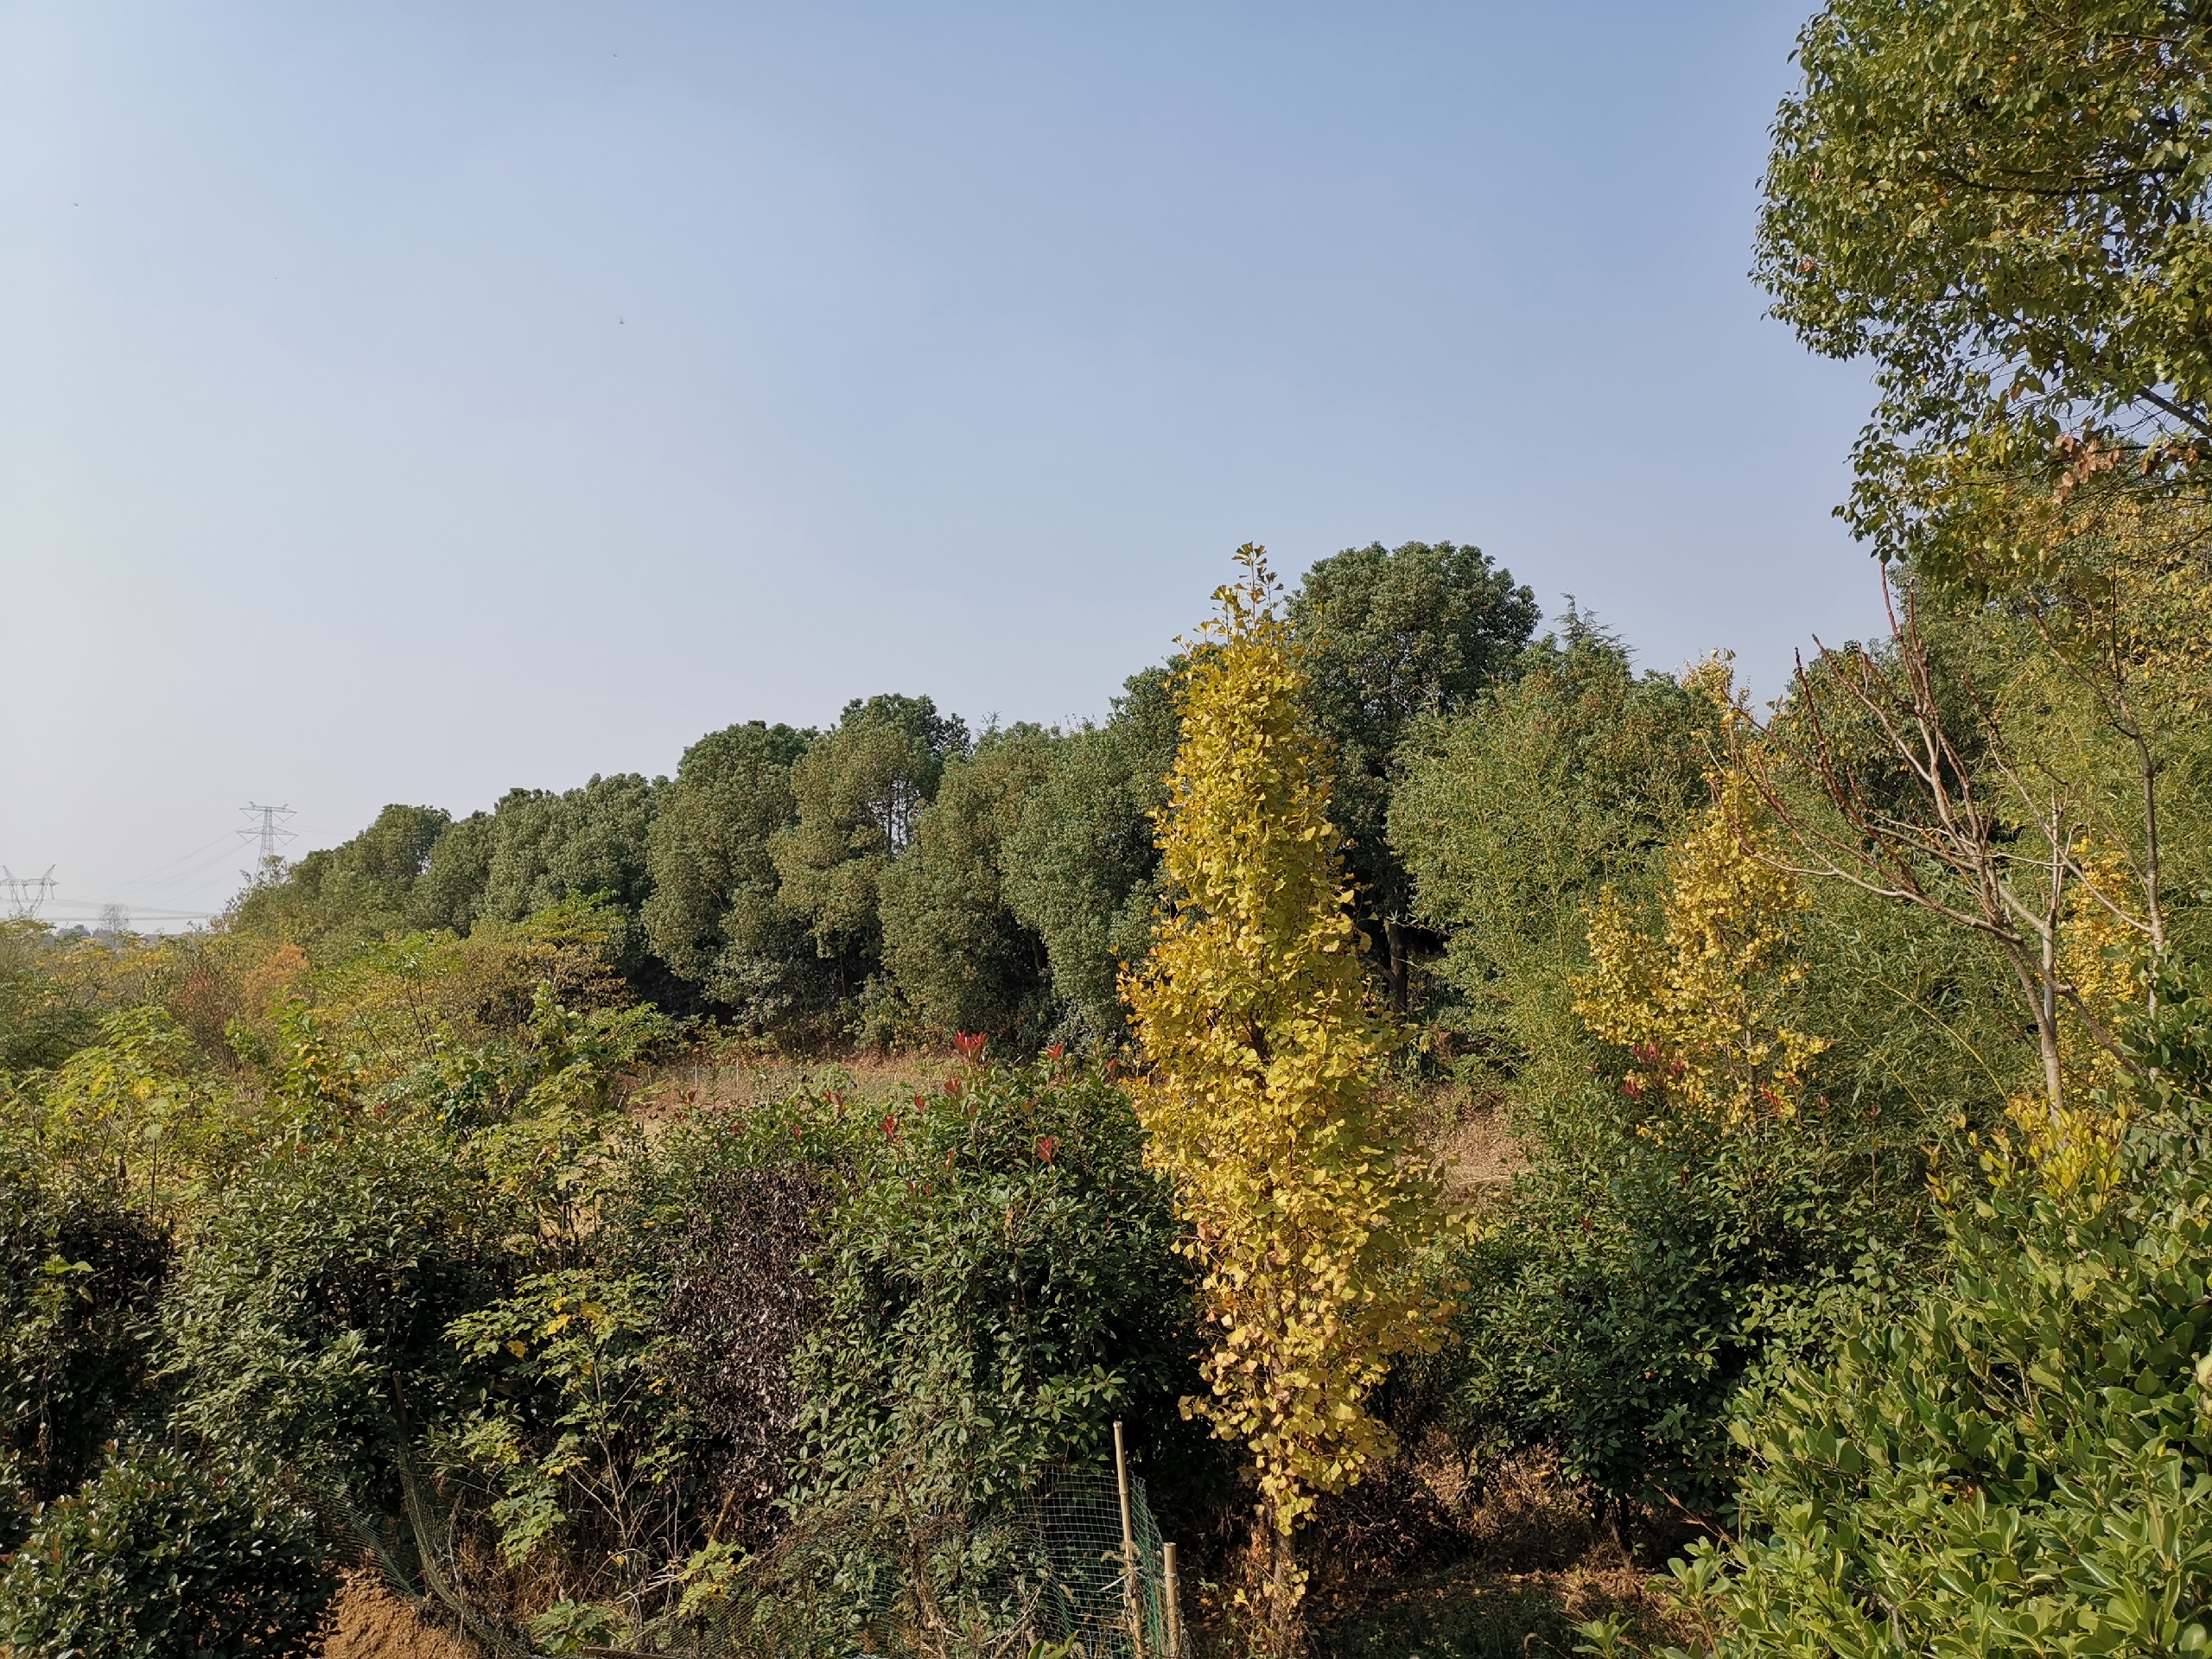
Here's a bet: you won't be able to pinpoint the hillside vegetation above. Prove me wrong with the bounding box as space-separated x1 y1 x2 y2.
14 3 2212 1655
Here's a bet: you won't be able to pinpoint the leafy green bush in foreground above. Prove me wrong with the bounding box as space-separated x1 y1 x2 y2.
1590 967 2212 1657
0 1446 335 1659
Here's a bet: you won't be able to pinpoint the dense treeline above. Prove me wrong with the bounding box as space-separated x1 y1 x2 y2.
231 538 1533 1050
13 3 2212 1656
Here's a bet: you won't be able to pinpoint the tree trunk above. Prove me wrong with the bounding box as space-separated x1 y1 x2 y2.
2005 948 2068 1126
1246 1502 1306 1659
1382 918 1408 1013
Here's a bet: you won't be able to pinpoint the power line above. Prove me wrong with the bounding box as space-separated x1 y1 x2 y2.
42 903 215 923
111 827 253 893
121 840 264 900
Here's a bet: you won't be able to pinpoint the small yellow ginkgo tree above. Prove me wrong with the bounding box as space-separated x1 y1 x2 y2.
1573 777 1830 1133
1122 547 1457 1656
1573 660 1828 1135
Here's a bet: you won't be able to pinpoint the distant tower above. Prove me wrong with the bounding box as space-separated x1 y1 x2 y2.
1 866 57 920
238 803 298 884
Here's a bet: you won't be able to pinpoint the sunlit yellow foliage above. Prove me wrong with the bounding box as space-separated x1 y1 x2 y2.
1574 664 1827 1131
26 1006 248 1217
1122 549 1459 1574
2005 842 2141 1199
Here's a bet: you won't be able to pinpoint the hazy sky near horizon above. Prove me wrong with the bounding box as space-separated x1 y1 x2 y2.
2 1 1884 929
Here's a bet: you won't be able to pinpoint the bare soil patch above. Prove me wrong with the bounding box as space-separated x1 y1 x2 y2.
317 1573 470 1659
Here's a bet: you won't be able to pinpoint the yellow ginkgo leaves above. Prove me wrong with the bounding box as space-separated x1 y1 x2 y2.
1122 547 1458 1646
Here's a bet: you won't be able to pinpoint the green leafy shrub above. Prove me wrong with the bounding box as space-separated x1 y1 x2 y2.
0 1446 335 1659
674 1051 1202 1650
1446 1096 1923 1520
160 1122 518 1609
0 1141 169 1514
0 921 105 1073
450 1267 694 1576
1639 964 2212 1656
791 1048 1196 1504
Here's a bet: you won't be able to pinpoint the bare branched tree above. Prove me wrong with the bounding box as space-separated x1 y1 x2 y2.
1735 582 2154 1122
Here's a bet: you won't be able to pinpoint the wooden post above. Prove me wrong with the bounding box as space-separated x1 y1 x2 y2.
1115 1421 1145 1658
1162 1541 1183 1659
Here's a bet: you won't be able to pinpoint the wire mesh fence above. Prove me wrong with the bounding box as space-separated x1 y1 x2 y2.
673 1459 1173 1659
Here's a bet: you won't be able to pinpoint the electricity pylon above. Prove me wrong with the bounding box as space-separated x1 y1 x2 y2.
238 803 297 885
1 866 56 920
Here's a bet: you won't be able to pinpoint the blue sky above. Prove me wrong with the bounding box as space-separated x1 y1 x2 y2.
1 1 1882 927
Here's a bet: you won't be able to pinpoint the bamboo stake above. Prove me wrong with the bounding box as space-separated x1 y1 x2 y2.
1162 1541 1183 1659
1115 1421 1145 1658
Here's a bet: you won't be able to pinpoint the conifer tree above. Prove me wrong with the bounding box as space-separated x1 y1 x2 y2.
1123 547 1457 1655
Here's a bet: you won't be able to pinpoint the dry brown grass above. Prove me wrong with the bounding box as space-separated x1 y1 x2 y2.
1435 1098 1522 1195
1303 1451 1686 1658
626 1043 953 1130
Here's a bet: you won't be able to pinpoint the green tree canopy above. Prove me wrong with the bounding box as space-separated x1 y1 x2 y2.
642 721 818 1027
880 724 1055 1037
233 803 451 949
408 809 498 934
1000 665 1182 1044
772 695 969 995
476 773 662 926
1287 539 1538 1002
233 778 664 978
1390 620 1716 1063
1758 0 2212 577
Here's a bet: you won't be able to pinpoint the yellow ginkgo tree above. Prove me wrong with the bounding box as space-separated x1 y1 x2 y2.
1569 655 1829 1136
1573 774 1830 1135
1122 547 1457 1655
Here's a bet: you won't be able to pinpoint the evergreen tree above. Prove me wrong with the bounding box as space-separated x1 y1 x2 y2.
1001 665 1183 1043
772 695 968 1000
880 724 1055 1037
642 721 818 1027
1288 539 1537 1005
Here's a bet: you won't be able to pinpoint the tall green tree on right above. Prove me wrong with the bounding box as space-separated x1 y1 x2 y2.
1758 0 2212 580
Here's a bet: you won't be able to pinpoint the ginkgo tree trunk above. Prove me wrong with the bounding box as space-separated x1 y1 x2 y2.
1122 546 1459 1657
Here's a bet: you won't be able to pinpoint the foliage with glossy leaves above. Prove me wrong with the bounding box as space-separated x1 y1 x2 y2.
0 1446 336 1659
789 1049 1195 1513
1607 958 2212 1659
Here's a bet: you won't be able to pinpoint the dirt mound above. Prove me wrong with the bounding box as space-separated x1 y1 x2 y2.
319 1573 471 1659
